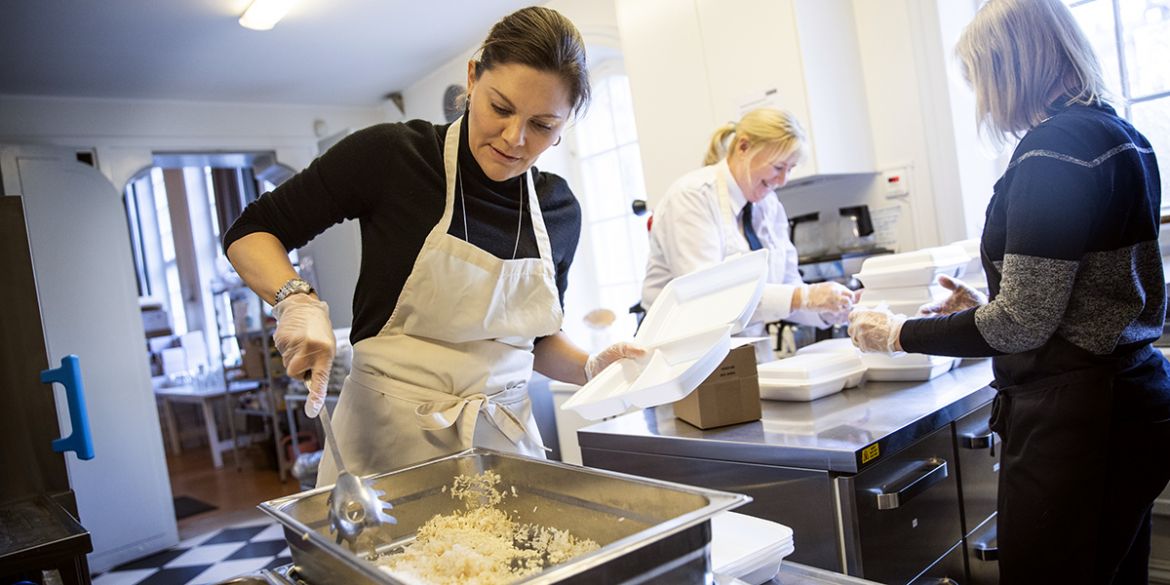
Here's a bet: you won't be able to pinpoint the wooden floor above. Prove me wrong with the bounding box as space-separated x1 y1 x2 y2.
167 445 302 540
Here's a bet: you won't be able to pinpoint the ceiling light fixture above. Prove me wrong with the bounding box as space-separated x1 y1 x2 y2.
238 0 296 31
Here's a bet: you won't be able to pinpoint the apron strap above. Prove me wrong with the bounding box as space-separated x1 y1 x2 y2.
413 392 529 446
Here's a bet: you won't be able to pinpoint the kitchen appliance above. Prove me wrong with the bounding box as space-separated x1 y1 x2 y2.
836 205 875 252
259 448 750 584
0 145 177 576
789 212 827 258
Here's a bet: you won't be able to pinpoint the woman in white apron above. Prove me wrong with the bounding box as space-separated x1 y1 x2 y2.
222 7 642 485
641 108 857 362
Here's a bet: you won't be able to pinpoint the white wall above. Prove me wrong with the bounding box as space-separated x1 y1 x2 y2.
781 0 995 252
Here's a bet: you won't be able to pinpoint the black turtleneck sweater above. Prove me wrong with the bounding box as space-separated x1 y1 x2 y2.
222 118 582 346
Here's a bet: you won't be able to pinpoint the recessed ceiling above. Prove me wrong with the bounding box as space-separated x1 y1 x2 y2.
0 0 535 107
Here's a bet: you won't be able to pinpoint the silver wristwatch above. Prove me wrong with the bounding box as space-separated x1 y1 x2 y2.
273 278 315 305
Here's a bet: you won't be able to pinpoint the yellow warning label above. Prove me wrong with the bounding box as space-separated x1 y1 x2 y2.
861 443 880 464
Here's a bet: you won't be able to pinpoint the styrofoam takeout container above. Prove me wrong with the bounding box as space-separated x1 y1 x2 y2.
562 251 769 420
861 352 959 382
757 351 867 402
953 238 983 278
853 245 970 289
857 284 949 303
711 511 795 585
795 337 858 356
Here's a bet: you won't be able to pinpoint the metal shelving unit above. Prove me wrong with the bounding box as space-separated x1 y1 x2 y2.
211 282 292 481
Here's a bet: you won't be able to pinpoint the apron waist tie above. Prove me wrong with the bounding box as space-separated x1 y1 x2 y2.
413 392 529 446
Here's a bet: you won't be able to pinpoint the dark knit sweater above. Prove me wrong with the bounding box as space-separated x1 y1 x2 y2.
901 102 1164 386
222 118 582 346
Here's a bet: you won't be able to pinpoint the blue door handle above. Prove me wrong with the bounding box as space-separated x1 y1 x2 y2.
41 355 95 460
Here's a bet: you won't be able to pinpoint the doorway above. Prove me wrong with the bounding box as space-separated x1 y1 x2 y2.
121 152 305 537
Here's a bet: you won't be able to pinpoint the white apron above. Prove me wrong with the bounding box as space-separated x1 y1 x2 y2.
315 116 564 486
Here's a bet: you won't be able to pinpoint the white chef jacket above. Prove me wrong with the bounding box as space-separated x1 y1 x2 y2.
641 160 828 339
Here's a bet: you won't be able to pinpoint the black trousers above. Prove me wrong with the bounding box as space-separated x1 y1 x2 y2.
990 349 1170 584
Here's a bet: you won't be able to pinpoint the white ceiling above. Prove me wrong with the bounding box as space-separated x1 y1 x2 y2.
0 0 536 107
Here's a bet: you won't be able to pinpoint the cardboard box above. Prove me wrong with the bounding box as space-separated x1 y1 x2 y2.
240 335 267 380
141 308 171 336
673 345 761 429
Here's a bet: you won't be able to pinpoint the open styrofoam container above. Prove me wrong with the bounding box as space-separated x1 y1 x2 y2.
757 351 866 402
711 511 795 585
853 244 970 289
562 251 769 420
861 352 960 382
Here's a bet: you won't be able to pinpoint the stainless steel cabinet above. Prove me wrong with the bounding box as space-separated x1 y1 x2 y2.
911 541 967 584
577 448 842 571
966 515 999 585
952 402 1000 584
954 402 998 534
837 425 963 584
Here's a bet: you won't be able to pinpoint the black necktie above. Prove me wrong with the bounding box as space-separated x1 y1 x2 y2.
742 203 763 251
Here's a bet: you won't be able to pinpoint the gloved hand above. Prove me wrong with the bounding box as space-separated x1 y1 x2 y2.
820 308 852 326
819 290 863 325
848 307 907 353
917 274 988 317
796 282 857 313
585 342 648 381
272 294 335 418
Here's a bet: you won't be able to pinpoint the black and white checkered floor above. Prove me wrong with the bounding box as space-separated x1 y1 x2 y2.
93 520 291 585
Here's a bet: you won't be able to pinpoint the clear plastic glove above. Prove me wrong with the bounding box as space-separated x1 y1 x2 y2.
819 290 863 325
917 274 988 317
796 282 857 313
819 308 852 326
584 342 648 381
848 307 907 354
272 294 335 418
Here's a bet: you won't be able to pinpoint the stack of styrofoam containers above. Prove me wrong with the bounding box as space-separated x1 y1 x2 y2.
952 238 988 294
756 351 866 401
710 511 795 584
853 244 971 316
849 245 970 381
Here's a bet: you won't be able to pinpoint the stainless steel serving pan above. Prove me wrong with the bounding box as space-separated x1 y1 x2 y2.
259 448 749 584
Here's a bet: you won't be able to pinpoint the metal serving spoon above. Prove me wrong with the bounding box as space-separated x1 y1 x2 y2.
317 397 396 549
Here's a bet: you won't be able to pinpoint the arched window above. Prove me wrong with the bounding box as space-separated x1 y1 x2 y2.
570 61 650 339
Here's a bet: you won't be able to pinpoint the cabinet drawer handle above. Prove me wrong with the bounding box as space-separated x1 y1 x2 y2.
973 544 998 561
875 458 948 510
960 431 994 450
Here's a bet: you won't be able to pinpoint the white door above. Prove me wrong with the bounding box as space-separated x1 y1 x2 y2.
1 146 178 573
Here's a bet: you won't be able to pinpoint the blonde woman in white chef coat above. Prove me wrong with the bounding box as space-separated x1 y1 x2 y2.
642 108 856 362
223 7 643 486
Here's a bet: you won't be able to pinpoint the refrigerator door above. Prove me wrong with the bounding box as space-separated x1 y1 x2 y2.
1 146 178 573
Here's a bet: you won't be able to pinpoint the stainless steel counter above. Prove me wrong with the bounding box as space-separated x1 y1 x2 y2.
579 359 994 473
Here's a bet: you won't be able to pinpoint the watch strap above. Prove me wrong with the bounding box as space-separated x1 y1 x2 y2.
274 278 314 305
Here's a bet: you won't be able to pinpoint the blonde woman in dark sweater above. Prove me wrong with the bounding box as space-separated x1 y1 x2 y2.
849 1 1169 582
